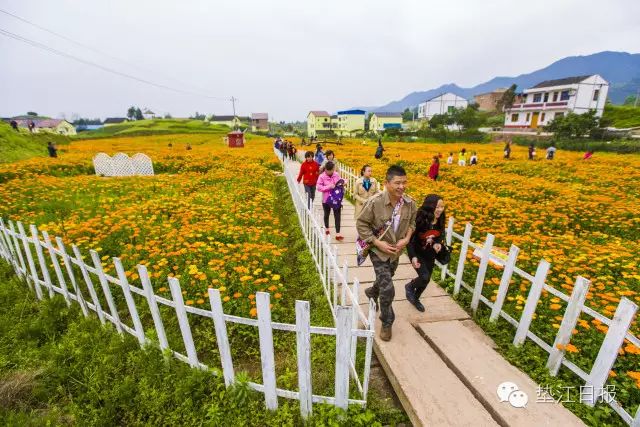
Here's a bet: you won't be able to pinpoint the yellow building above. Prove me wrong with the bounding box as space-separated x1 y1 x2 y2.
369 112 403 134
307 111 331 137
335 109 366 136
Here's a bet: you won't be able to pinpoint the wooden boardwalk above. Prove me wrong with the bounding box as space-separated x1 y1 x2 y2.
285 158 585 426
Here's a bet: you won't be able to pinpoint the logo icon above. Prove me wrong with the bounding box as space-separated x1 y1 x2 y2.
497 382 528 408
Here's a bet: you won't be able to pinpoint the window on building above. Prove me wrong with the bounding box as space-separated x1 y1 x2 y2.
543 93 549 102
553 92 558 102
447 106 455 113
560 90 570 101
511 113 519 122
541 112 546 122
533 93 542 103
593 89 600 101
555 112 564 119
526 113 530 121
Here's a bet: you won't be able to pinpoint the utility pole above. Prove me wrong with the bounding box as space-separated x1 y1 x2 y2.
635 88 639 108
230 96 237 116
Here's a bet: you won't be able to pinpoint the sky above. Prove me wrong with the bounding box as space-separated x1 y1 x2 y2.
1 0 639 122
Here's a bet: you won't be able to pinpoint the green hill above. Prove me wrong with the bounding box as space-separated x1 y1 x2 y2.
76 119 233 139
0 122 70 163
602 104 640 128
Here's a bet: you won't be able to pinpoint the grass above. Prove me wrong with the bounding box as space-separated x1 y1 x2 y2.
0 122 70 163
602 104 640 128
75 119 233 139
0 263 394 426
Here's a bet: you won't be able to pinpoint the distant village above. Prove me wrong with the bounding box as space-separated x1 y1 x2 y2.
2 74 613 138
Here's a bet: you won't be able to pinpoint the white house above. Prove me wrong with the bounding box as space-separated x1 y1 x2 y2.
418 92 468 120
504 74 609 129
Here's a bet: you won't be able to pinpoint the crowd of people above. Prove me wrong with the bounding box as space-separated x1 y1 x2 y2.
283 134 599 342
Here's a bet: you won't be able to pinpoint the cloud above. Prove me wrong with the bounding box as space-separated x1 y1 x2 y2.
1 0 638 121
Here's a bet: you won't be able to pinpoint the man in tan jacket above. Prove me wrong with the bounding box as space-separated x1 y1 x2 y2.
356 165 417 341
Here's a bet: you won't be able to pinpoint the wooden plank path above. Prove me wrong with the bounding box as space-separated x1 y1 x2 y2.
284 158 585 426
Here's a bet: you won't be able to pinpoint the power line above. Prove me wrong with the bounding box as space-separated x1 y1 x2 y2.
0 8 228 101
0 26 230 101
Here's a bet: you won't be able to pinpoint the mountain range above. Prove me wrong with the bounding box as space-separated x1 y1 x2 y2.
356 51 640 113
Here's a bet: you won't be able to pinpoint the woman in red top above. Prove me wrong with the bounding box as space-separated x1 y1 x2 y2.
297 151 320 209
428 156 440 181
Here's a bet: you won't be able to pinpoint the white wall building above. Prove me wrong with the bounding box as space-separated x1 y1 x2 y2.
504 74 609 129
417 92 468 120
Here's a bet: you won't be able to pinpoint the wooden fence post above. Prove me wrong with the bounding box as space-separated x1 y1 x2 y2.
90 250 123 333
55 236 89 316
296 300 313 418
41 231 71 306
29 225 54 298
256 292 278 410
169 277 199 368
8 221 29 282
72 244 106 324
490 245 520 322
440 217 454 282
513 260 550 346
208 288 235 387
546 276 590 376
113 257 145 345
351 278 360 366
335 305 352 410
362 299 376 401
138 264 169 350
17 221 43 300
582 298 638 407
471 233 494 313
454 223 472 296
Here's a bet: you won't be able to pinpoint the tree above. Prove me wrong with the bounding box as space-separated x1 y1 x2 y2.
127 106 137 120
545 110 600 138
135 107 143 120
402 108 413 122
454 106 483 130
364 112 373 131
164 113 173 119
190 112 206 120
27 111 38 116
496 84 517 111
623 95 638 106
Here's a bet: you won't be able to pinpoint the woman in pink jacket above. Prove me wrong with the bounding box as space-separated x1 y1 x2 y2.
316 161 344 241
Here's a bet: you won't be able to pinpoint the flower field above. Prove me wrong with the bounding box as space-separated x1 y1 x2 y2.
0 134 292 319
333 139 640 405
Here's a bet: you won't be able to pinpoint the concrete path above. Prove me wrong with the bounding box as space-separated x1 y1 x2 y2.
284 158 584 427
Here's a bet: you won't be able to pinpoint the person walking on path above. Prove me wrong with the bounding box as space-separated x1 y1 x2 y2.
314 145 326 166
458 148 467 166
297 151 320 209
405 194 446 312
316 161 344 241
375 140 385 159
320 149 336 173
47 141 58 158
356 165 417 341
528 143 536 160
354 164 381 219
428 156 440 180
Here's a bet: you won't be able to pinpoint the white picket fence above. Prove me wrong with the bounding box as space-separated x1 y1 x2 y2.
330 157 640 426
0 215 374 418
274 147 376 403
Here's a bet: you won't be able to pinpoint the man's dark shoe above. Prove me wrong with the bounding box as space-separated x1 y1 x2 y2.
405 283 416 304
380 325 392 341
414 300 425 312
